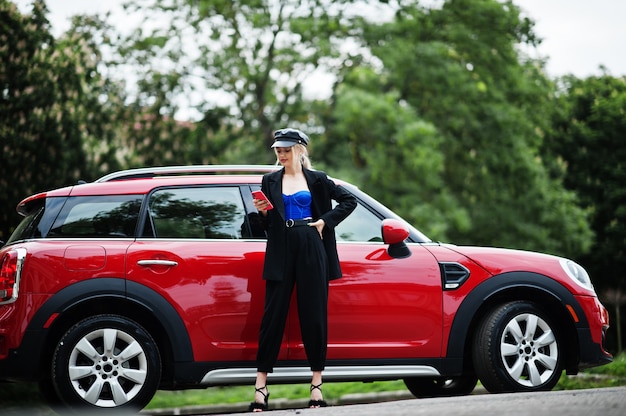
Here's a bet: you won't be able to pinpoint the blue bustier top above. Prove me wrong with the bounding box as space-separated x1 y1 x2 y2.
283 190 312 220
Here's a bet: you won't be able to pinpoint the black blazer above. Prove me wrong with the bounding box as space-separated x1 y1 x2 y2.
260 168 357 282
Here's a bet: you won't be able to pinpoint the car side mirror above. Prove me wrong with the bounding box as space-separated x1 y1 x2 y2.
381 219 411 258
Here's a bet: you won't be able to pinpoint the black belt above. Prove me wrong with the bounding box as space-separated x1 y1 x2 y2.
286 219 311 228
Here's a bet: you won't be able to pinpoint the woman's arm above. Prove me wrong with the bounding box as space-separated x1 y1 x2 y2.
319 175 357 229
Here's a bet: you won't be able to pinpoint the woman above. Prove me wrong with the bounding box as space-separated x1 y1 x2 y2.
249 128 357 412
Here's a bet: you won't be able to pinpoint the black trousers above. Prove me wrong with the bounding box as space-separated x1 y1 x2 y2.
256 225 329 373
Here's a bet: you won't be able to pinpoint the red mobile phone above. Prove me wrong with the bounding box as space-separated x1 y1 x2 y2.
252 190 274 210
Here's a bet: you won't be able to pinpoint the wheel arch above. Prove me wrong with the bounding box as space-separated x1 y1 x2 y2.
447 272 585 374
25 278 192 385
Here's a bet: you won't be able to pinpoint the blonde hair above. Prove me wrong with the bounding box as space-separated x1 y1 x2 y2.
297 144 312 169
275 144 312 169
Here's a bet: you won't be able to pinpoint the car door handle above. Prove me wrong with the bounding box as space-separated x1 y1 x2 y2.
137 260 179 267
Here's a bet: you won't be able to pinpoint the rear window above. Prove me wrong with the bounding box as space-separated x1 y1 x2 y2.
5 206 44 245
5 197 65 244
47 195 143 238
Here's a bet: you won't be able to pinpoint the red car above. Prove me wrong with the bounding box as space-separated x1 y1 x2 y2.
0 165 612 413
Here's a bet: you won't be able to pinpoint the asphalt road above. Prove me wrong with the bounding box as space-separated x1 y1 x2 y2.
144 387 626 416
5 387 624 415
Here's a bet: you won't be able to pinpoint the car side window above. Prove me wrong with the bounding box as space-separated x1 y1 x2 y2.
334 203 383 242
48 195 142 238
148 187 246 239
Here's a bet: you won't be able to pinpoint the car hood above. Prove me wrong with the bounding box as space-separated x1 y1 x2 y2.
437 244 565 278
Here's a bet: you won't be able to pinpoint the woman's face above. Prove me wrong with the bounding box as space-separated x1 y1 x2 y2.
274 146 297 167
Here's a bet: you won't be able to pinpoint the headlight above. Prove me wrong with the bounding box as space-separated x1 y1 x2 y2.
559 258 594 292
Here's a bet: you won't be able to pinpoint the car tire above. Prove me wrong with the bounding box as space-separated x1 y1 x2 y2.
472 301 563 393
51 314 161 413
403 375 478 398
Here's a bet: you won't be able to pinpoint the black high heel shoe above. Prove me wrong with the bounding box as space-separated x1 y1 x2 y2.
248 386 269 412
308 383 328 408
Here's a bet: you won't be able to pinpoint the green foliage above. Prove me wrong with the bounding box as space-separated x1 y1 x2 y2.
555 352 626 390
326 67 469 238
118 0 371 162
544 74 626 292
1 1 146 240
585 352 626 377
345 0 592 257
1 0 87 240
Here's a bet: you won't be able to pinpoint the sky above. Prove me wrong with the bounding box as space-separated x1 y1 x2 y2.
15 0 626 80
514 0 626 78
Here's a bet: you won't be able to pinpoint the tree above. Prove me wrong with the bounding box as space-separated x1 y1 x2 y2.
1 0 86 240
325 67 469 238
118 0 375 164
0 0 134 240
343 0 593 256
544 74 626 293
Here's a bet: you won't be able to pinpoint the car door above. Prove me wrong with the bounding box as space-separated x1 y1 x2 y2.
126 185 272 363
286 202 443 361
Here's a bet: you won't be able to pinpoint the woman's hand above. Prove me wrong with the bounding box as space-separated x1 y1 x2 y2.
253 199 270 215
308 219 325 239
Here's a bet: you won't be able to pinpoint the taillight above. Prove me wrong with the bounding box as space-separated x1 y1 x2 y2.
0 248 26 304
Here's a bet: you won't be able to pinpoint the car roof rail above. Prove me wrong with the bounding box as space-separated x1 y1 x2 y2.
95 165 280 183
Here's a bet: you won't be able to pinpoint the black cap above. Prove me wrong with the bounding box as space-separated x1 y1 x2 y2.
271 128 310 148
